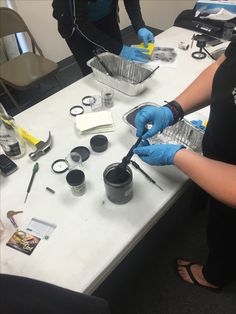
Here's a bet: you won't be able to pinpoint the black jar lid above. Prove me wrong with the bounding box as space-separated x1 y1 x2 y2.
90 135 108 152
71 146 90 162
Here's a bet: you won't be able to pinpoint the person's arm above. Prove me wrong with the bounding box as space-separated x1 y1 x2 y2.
174 149 236 209
123 0 145 32
175 54 226 114
123 0 154 47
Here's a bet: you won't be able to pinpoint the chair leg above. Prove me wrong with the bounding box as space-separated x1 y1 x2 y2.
0 81 22 112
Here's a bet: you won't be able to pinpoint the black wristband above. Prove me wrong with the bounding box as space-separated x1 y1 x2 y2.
164 101 184 124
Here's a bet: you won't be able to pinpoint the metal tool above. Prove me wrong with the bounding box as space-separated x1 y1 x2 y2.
131 160 163 191
24 163 39 203
7 210 23 228
46 186 55 194
19 129 52 161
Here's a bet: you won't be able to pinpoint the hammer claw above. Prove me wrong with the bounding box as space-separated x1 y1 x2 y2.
28 131 52 161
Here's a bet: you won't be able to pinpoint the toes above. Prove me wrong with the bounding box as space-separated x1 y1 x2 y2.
177 266 194 284
176 259 191 266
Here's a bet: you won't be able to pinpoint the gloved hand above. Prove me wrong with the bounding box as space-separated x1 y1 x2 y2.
120 45 149 63
133 143 185 166
137 28 154 48
135 105 174 139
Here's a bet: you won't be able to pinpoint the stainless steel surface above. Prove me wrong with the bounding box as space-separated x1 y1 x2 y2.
123 103 204 152
87 53 153 96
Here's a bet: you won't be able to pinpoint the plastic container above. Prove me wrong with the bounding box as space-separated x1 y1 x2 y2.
66 169 86 196
87 52 153 96
101 87 114 108
90 135 108 152
123 103 204 153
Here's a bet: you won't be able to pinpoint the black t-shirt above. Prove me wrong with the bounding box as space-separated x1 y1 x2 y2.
202 37 236 165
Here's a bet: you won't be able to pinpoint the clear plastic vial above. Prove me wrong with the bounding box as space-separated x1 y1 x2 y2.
101 88 114 108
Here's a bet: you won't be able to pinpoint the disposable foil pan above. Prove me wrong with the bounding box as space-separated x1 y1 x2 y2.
87 52 153 96
123 103 204 153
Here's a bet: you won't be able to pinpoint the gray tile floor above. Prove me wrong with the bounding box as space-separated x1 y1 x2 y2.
94 186 236 314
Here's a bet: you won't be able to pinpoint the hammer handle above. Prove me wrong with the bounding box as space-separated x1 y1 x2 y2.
18 128 40 146
0 117 40 146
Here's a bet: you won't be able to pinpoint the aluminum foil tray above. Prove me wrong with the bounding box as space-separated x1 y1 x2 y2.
87 52 153 96
123 103 204 152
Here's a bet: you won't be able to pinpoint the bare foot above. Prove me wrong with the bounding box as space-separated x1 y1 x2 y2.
177 259 219 289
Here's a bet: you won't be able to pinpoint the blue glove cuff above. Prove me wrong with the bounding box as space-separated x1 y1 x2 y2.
161 106 174 127
166 144 185 165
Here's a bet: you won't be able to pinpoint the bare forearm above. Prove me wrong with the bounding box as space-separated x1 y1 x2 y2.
173 149 236 209
175 55 225 114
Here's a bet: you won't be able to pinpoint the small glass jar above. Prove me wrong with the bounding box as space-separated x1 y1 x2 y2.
101 88 114 108
66 169 86 196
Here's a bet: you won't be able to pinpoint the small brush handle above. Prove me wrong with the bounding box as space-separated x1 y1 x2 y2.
122 137 142 166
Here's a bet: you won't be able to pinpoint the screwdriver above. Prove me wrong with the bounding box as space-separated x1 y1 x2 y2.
130 160 163 191
24 162 39 203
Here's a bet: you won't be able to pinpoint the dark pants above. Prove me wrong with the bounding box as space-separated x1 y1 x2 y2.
0 274 110 314
202 198 236 286
66 12 123 76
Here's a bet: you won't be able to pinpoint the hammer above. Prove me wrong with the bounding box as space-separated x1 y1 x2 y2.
19 129 52 161
0 117 52 161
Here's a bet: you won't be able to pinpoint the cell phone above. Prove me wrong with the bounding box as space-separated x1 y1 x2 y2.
0 154 18 176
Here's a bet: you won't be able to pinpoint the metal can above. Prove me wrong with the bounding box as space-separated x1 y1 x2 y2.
103 163 133 204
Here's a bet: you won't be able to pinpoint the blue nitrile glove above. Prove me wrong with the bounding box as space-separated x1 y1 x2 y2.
137 28 154 48
133 143 185 166
135 105 174 140
120 45 149 63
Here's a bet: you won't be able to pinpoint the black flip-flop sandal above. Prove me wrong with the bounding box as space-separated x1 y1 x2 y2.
177 262 222 293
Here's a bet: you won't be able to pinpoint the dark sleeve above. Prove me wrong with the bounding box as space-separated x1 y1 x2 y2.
1 274 110 314
73 0 123 54
224 37 236 58
52 0 123 54
123 0 145 33
52 0 75 38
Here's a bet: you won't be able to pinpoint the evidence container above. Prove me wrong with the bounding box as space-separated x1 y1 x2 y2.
66 169 86 196
103 163 133 205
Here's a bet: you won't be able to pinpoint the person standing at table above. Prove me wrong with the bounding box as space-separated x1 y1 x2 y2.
133 37 236 291
52 0 154 76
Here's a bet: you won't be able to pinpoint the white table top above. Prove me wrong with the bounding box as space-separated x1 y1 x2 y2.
0 26 228 294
